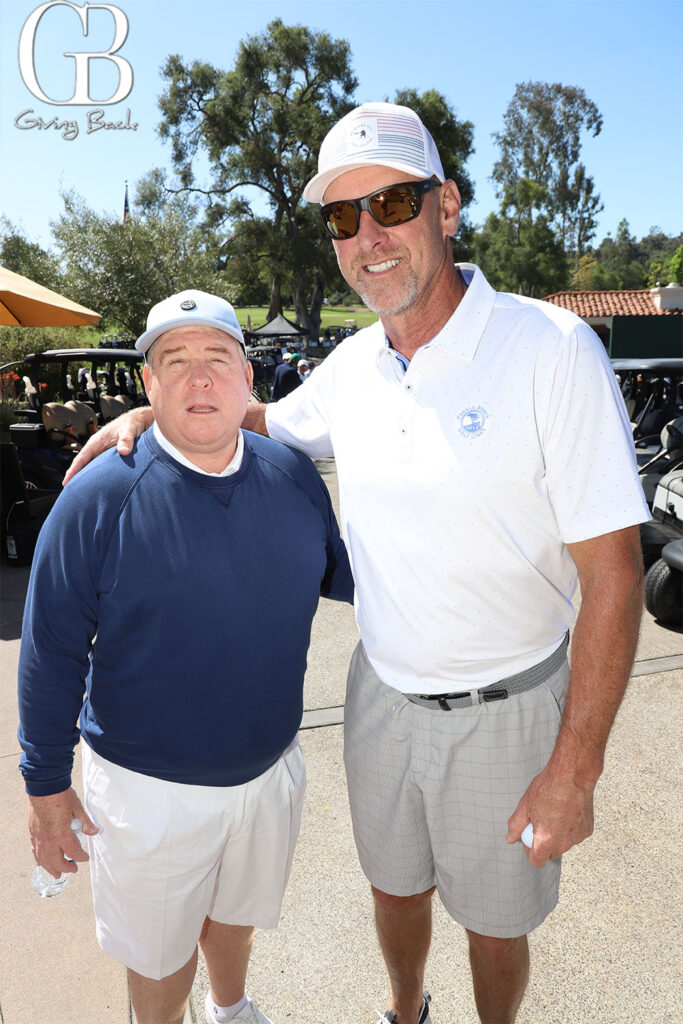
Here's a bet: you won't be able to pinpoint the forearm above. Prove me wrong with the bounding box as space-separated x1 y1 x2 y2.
507 526 644 861
242 400 269 436
551 535 644 787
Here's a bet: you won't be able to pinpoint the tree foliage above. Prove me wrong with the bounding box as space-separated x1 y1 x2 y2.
491 81 603 260
568 222 683 291
472 199 568 297
157 19 357 337
51 178 231 337
0 220 63 291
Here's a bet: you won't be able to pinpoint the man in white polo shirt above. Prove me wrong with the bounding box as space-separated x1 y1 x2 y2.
65 103 649 1024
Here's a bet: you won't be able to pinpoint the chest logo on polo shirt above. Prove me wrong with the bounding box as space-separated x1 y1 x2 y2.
457 405 489 439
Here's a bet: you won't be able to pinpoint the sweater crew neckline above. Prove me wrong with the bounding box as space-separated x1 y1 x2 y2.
142 429 252 488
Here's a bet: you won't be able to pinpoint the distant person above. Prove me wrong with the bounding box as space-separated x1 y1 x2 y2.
298 360 312 381
19 290 353 1024
270 352 302 402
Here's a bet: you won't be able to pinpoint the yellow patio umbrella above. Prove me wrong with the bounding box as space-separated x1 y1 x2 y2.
0 266 101 327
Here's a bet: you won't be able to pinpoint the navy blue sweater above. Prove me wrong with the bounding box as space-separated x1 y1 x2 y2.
18 430 353 796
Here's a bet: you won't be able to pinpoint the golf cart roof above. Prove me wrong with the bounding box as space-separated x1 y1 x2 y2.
24 348 142 363
611 358 683 375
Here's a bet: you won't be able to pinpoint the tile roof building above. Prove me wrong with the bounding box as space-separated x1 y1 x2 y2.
543 284 683 357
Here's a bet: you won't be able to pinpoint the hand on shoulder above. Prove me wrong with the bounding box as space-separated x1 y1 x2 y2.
62 406 154 485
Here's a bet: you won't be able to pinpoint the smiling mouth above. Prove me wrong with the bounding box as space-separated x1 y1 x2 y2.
364 258 401 274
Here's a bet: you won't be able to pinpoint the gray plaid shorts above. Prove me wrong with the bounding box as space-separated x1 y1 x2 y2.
343 642 568 938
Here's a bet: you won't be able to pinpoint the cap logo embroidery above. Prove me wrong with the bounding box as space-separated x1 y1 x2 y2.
180 299 197 311
349 121 377 150
458 406 489 439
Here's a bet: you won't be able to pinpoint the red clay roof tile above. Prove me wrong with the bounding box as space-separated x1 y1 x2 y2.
543 290 682 317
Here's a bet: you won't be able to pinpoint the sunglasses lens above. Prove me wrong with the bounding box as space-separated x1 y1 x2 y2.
323 201 359 239
369 185 420 227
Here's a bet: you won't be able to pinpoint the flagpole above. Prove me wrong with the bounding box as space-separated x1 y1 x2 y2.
123 181 130 224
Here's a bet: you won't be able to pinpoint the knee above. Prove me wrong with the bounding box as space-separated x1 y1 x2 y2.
466 928 528 959
371 885 436 911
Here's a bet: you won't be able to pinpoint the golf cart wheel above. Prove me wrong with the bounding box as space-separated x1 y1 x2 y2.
644 559 683 627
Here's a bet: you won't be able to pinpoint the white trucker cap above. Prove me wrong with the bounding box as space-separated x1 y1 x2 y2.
303 101 445 204
136 290 246 357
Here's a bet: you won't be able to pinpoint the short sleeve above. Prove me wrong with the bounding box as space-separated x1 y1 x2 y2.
539 325 650 543
266 359 336 458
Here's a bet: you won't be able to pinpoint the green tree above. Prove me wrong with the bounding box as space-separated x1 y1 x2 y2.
51 179 230 338
594 219 646 289
472 198 568 297
640 229 683 286
492 81 603 260
0 220 63 291
157 19 357 339
669 244 683 285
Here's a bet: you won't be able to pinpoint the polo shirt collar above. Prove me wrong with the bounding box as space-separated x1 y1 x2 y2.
376 263 496 369
430 263 496 362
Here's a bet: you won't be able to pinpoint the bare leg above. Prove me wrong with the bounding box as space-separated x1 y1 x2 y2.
466 929 529 1024
200 917 256 1007
372 885 435 1024
128 947 197 1024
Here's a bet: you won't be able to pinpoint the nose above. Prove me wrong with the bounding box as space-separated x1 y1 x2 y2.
188 360 212 387
355 208 391 246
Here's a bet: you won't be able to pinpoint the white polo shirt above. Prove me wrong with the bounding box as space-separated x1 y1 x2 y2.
266 264 649 692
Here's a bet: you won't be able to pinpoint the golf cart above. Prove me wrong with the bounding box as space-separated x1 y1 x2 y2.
6 346 146 491
608 359 683 628
643 469 683 628
612 358 683 506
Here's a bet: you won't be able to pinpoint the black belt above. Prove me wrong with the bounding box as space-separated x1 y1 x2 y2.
405 634 569 710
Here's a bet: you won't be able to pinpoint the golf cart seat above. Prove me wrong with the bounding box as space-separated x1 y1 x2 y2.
99 394 134 421
41 401 96 450
65 400 98 436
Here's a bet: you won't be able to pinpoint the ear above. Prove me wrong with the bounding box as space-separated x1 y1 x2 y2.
244 356 254 391
142 362 152 399
439 179 461 240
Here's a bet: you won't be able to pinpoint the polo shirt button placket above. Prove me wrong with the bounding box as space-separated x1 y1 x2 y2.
398 378 416 462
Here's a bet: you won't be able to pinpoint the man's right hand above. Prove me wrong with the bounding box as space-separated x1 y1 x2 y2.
28 788 99 878
62 406 154 485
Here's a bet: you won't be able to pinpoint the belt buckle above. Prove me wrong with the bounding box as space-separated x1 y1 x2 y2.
480 688 508 703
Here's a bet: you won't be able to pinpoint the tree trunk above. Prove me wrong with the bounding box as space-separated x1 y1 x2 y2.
307 276 324 343
267 275 282 321
291 274 312 339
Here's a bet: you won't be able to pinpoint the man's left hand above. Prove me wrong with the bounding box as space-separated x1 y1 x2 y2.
506 762 595 868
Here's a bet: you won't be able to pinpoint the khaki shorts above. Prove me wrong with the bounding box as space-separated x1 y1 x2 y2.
82 738 306 980
343 643 568 939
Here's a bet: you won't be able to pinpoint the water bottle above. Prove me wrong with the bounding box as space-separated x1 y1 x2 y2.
30 818 83 898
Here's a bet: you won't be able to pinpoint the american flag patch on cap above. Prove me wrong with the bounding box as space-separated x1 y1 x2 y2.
303 101 445 204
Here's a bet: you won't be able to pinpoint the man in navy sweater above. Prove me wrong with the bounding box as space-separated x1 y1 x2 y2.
18 290 353 1024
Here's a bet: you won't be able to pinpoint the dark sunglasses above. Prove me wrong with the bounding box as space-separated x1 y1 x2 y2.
320 179 440 240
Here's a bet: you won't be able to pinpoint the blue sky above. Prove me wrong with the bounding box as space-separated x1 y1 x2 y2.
1 0 681 251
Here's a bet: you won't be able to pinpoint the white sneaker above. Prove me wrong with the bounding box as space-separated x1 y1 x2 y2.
205 993 275 1024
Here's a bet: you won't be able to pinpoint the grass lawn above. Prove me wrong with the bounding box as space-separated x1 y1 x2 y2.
235 305 379 334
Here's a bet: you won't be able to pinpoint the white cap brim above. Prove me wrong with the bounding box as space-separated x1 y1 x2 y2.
136 316 246 356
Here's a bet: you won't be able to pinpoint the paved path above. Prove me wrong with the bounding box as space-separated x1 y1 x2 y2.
1 460 681 1023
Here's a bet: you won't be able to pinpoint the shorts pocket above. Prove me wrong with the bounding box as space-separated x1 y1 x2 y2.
281 736 307 794
541 661 570 720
